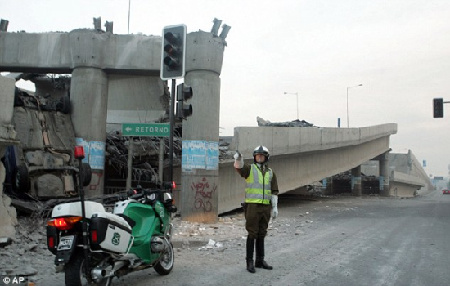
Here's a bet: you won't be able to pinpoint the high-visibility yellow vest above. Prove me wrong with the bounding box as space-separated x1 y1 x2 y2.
245 164 273 204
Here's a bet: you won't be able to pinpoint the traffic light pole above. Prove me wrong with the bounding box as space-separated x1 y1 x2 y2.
168 79 176 183
161 24 187 185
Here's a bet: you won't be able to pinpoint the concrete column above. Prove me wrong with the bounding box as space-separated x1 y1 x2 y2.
379 151 390 196
407 149 413 175
351 166 362 196
180 31 225 223
70 67 108 197
68 29 109 197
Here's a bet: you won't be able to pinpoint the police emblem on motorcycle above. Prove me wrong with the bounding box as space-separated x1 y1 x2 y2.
112 232 121 245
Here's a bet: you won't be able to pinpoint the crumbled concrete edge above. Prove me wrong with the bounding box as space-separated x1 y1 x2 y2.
0 162 18 239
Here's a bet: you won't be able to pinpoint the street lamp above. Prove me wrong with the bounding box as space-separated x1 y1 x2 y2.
346 84 362 127
284 92 299 120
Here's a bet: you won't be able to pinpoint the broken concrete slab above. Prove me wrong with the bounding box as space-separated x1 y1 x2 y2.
0 157 17 238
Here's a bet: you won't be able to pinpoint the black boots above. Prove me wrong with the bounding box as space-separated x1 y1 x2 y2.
255 238 273 270
246 259 256 273
255 259 273 270
246 237 272 273
246 237 255 273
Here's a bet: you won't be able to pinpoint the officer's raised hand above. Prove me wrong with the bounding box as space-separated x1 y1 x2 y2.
234 150 244 168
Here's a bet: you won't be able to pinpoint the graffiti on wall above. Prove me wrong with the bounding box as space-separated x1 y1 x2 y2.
191 177 217 212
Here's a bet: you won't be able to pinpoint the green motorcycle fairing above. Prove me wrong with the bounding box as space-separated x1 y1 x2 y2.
124 201 171 264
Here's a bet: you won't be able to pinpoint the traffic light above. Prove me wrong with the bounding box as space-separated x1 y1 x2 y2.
176 83 193 119
433 98 444 118
160 24 187 80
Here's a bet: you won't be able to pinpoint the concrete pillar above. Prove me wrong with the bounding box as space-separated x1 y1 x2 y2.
379 151 390 196
407 149 413 175
0 76 16 134
351 166 362 196
70 67 108 197
68 29 109 197
180 31 225 223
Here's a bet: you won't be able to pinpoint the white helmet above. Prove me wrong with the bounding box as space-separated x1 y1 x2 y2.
253 145 270 162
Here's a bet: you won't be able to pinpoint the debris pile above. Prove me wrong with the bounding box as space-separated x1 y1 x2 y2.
257 116 316 127
0 217 53 284
173 215 247 245
105 131 181 187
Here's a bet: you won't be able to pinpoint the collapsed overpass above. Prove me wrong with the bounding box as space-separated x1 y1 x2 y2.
211 124 398 213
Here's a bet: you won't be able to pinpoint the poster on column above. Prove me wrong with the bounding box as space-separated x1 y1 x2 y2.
182 140 206 171
89 141 106 170
206 141 218 170
182 140 219 171
75 138 105 170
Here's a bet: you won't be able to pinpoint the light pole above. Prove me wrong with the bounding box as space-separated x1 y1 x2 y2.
284 92 299 120
346 84 362 127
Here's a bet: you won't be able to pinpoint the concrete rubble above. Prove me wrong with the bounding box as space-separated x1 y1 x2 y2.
172 214 247 249
0 188 17 239
257 116 316 128
0 75 19 241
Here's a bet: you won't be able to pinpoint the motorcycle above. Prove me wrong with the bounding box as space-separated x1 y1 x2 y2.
46 147 177 285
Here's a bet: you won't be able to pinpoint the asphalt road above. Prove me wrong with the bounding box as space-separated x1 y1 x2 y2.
121 190 450 286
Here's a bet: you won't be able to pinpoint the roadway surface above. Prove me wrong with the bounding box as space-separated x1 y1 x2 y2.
123 190 449 286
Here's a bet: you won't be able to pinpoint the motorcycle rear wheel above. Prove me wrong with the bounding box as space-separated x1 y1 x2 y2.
65 252 112 286
154 242 174 275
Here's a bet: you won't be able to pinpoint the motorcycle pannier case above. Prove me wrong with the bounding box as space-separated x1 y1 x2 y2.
90 212 132 253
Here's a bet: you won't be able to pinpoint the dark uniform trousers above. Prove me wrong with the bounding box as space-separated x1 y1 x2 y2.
244 202 273 272
245 203 271 239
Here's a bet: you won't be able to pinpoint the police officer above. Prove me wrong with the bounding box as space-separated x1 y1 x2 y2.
234 145 279 273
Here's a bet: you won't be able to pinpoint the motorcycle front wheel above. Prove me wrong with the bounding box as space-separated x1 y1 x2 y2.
154 242 174 275
65 251 112 286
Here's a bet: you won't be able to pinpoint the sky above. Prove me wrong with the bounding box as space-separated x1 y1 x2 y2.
2 0 450 177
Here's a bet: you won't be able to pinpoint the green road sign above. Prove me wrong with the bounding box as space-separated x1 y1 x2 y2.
122 123 170 137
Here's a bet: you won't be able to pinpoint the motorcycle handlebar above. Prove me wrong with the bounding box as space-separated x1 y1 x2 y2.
128 188 165 201
129 193 144 200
